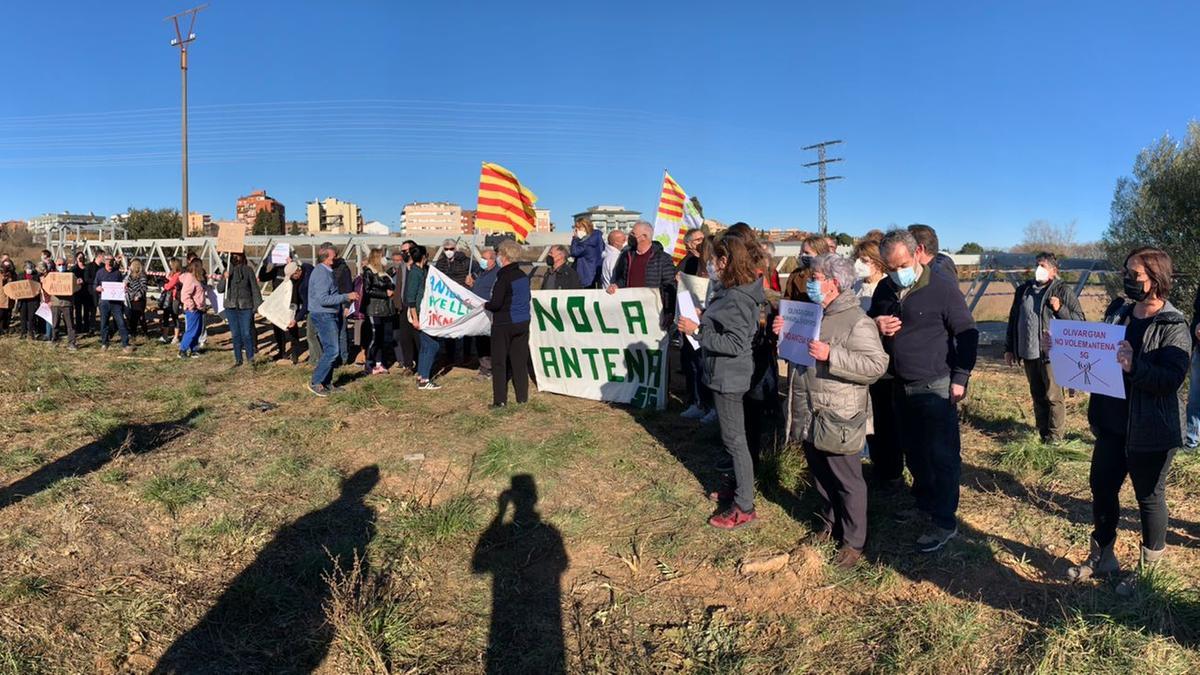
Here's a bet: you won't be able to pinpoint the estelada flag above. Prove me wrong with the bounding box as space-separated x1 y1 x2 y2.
476 162 538 242
651 171 703 262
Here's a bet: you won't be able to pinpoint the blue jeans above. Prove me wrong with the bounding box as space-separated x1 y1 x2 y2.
226 308 255 363
310 312 341 388
99 300 129 348
1186 350 1200 447
417 331 440 381
894 376 962 530
180 310 204 353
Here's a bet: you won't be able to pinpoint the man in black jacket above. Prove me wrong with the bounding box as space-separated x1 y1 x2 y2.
869 228 978 553
541 245 581 290
435 238 475 366
1004 252 1086 443
387 241 418 372
606 221 677 328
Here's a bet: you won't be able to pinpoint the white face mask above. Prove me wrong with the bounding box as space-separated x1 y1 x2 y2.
1034 265 1051 283
853 259 873 279
575 228 587 238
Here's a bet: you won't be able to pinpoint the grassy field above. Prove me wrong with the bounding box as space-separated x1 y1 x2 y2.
0 323 1198 674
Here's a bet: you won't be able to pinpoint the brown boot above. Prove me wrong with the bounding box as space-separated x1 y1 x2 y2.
834 545 863 569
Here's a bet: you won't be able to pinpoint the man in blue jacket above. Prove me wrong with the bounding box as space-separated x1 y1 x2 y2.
307 243 359 396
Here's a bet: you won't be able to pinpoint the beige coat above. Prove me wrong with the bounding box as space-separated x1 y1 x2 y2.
787 291 889 444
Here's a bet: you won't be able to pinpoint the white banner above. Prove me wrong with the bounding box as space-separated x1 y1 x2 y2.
778 299 823 367
529 288 669 409
419 265 491 337
1048 319 1126 399
259 278 296 331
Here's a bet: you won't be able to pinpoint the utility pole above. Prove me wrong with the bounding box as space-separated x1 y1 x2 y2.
802 140 844 236
166 5 208 239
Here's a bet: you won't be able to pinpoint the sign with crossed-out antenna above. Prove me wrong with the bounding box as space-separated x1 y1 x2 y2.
1047 319 1126 399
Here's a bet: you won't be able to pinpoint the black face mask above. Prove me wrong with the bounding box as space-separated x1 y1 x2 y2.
799 254 814 269
545 255 555 265
400 251 411 262
1123 276 1148 302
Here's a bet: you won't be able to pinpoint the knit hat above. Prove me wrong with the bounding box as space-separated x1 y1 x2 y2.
284 262 299 278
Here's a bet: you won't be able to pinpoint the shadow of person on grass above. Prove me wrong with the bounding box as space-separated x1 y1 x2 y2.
471 474 568 675
0 409 202 510
151 465 380 674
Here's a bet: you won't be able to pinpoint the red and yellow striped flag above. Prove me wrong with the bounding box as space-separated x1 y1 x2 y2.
476 162 538 242
652 171 702 262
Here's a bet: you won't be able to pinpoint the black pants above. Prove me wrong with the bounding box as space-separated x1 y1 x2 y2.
126 299 146 337
73 292 93 333
271 323 303 362
18 299 38 338
868 378 903 482
1091 430 1175 550
367 316 393 368
893 376 961 530
743 394 773 468
393 314 418 370
475 335 492 376
0 307 10 334
491 322 530 405
161 308 179 338
804 443 868 550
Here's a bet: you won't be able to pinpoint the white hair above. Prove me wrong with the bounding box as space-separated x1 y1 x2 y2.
813 253 856 292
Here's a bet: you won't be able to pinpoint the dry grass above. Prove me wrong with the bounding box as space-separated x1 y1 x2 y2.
0 324 1198 673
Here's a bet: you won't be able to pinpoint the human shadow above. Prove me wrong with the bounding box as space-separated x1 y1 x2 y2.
471 474 568 675
0 409 201 510
151 465 380 674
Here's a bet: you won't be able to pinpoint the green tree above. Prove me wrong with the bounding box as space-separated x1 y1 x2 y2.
835 232 854 246
957 242 984 254
253 209 283 235
286 220 306 235
1105 122 1200 306
125 207 182 239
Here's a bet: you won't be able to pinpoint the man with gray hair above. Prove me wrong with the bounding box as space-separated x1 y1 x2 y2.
542 244 581 290
606 221 677 328
601 229 627 288
868 228 978 553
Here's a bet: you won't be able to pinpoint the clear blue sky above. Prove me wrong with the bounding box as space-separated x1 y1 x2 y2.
1 0 1197 249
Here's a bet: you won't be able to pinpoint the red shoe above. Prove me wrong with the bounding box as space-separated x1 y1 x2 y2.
708 505 758 530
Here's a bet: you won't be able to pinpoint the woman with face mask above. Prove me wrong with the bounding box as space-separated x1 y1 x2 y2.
1061 247 1190 596
568 218 605 288
784 235 830 303
851 240 887 312
773 254 888 567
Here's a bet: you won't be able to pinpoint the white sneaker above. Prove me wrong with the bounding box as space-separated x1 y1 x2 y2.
701 409 718 425
681 404 705 419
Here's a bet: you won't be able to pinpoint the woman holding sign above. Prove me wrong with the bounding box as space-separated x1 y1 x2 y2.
1064 247 1189 595
773 254 888 567
677 235 764 530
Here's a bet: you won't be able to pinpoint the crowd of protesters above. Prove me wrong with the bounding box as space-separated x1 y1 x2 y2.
0 222 1189 591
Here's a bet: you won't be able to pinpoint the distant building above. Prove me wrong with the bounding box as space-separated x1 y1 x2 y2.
187 212 212 236
306 197 363 235
571 205 641 236
703 218 728 235
236 190 285 229
1 220 27 235
362 220 391 235
534 208 553 233
401 202 463 235
461 209 477 235
27 212 107 237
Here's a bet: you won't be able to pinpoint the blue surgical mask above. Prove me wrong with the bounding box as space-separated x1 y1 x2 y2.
889 266 917 288
806 279 825 305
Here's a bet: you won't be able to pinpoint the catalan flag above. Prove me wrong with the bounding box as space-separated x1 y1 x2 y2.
476 162 538 242
652 171 703 262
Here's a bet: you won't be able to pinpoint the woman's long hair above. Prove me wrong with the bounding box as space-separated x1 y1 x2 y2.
364 248 385 275
188 259 207 286
714 235 760 288
128 259 145 278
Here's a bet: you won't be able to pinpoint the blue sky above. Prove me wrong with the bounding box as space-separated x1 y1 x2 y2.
1 1 1197 249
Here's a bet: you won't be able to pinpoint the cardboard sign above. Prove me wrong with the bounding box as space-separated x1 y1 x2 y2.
778 299 823 367
43 272 78 297
3 279 40 301
101 281 125 303
217 222 245 253
1048 319 1126 399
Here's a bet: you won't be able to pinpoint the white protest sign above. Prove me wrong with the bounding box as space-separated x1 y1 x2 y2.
419 265 491 337
100 281 125 303
679 273 710 309
1048 319 1126 399
258 278 295 330
529 288 669 409
778 299 822 367
675 288 700 350
36 301 52 324
270 243 291 265
205 287 225 316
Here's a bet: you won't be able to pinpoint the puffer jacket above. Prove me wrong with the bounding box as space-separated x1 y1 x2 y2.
611 241 678 327
787 292 889 443
219 264 262 311
569 230 604 288
362 268 395 318
1087 299 1190 453
700 279 764 394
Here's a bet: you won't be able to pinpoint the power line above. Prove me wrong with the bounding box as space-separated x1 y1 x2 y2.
802 140 844 236
166 4 208 238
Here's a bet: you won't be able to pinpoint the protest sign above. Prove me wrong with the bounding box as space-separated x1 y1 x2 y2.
270 243 291 265
529 288 669 409
101 281 125 302
1048 319 1126 399
419 265 490 337
36 301 52 325
258 279 295 330
778 299 822 367
675 288 700 350
679 273 710 309
43 272 77 297
205 287 225 315
3 279 40 301
216 222 245 253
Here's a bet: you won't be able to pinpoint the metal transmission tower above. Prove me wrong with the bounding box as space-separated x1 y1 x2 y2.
166 5 208 239
802 140 844 235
